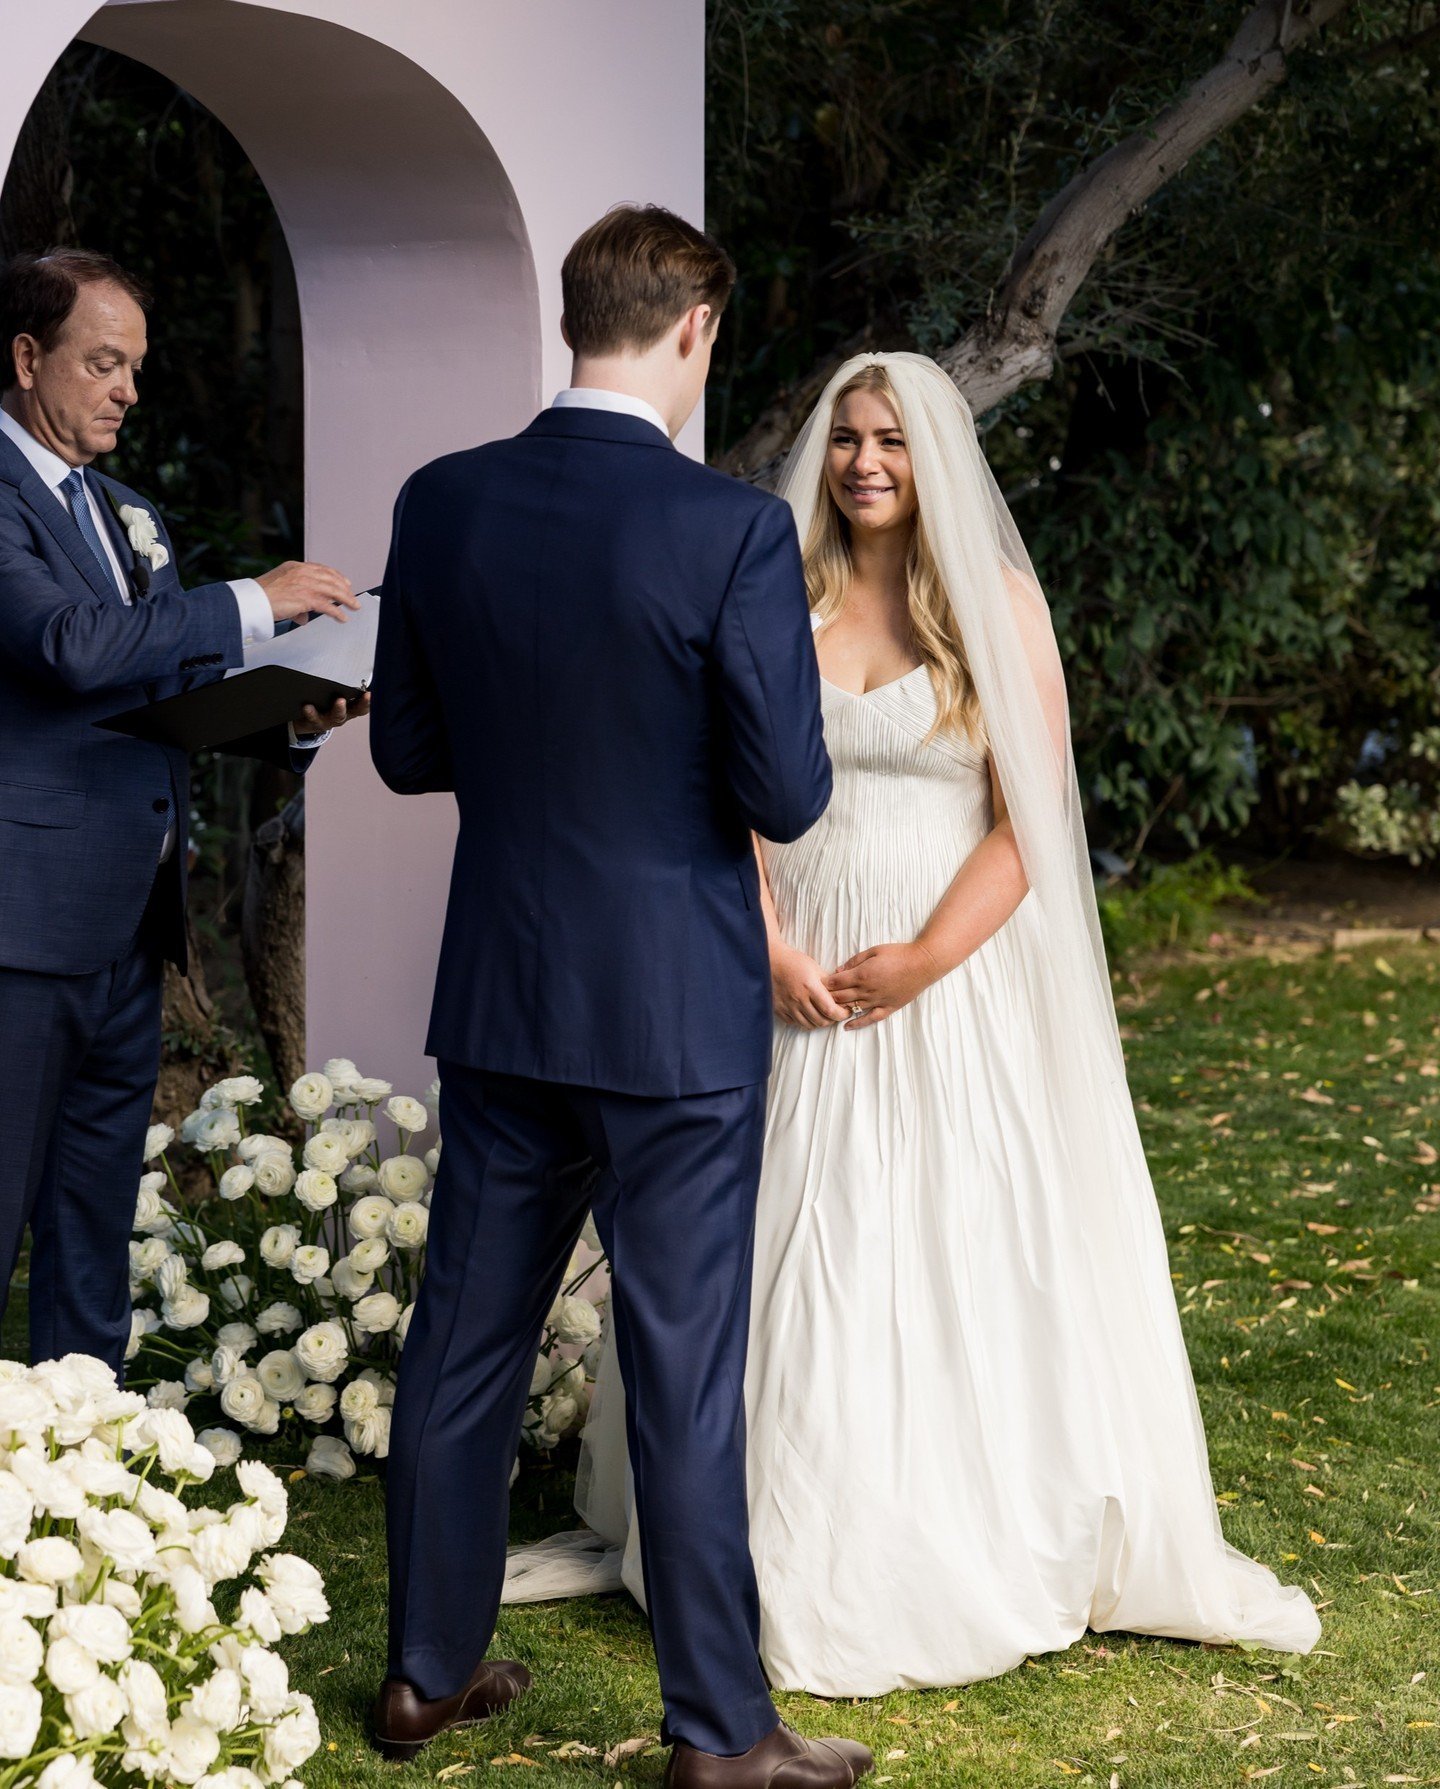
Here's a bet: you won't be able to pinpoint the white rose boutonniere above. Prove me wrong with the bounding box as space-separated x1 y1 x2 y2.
116 503 171 572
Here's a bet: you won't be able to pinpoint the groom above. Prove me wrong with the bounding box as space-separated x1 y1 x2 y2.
370 206 870 1787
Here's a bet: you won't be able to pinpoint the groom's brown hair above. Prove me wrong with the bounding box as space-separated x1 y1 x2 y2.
561 205 735 357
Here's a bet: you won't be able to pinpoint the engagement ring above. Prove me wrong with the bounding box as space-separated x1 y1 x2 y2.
851 1002 865 1017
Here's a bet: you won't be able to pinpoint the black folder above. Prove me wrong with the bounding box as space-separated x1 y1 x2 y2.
98 665 366 753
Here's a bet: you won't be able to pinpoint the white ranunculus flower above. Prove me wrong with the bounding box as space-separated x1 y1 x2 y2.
255 1301 302 1336
347 1194 392 1241
219 1375 267 1429
0 1616 41 1685
251 1153 296 1198
250 1397 281 1436
349 1239 390 1278
423 1075 441 1112
322 1116 375 1156
321 1057 360 1096
216 1322 257 1353
16 1535 82 1585
301 1131 347 1175
581 1211 601 1253
0 1679 42 1758
529 1350 559 1397
183 1664 242 1731
304 1435 356 1481
548 1294 603 1348
263 1696 322 1778
163 1286 211 1330
196 1428 243 1469
292 1381 338 1426
236 1133 290 1163
8 1448 84 1520
154 1254 188 1302
239 1644 290 1719
289 1245 329 1286
118 1655 168 1734
118 502 158 548
257 1555 329 1633
0 1583 52 1624
210 1344 246 1388
38 1754 99 1788
294 1322 348 1384
126 1308 155 1361
330 1258 374 1302
293 1169 338 1213
339 1161 378 1194
134 1174 172 1234
259 1224 300 1269
216 1275 253 1312
288 1072 334 1122
165 1562 218 1637
202 1075 264 1109
191 1107 241 1153
217 1164 255 1202
386 1200 429 1250
44 1636 98 1695
0 1481 33 1560
344 1406 392 1457
338 1378 379 1423
385 1094 429 1135
50 1601 132 1664
184 1357 215 1395
66 1670 127 1739
353 1076 393 1104
130 1236 170 1279
237 1585 282 1645
190 1517 256 1587
143 1122 175 1162
256 1351 305 1404
396 1301 415 1345
165 1713 222 1783
235 1459 287 1535
201 1240 246 1272
424 1144 442 1177
352 1291 400 1334
376 1154 427 1202
62 1449 136 1501
77 1506 156 1575
136 1406 205 1476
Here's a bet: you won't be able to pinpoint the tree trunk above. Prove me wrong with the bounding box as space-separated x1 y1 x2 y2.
242 791 307 1090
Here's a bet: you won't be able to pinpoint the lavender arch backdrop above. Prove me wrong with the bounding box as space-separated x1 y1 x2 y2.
0 0 704 1102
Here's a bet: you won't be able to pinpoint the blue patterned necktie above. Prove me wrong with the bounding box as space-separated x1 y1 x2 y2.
61 468 124 600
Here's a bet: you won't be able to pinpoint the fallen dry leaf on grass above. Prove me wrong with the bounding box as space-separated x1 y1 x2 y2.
603 1735 659 1768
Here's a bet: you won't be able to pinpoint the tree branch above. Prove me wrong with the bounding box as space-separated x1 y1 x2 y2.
720 0 1356 478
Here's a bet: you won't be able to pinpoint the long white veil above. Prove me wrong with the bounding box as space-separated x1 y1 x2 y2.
504 351 1320 1654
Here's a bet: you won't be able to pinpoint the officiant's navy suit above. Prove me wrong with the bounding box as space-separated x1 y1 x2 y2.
0 423 309 1372
372 400 831 1755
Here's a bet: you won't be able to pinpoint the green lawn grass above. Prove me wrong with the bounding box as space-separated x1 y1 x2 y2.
14 940 1440 1787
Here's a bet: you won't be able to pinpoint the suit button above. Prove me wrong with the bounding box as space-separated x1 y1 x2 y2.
153 798 169 814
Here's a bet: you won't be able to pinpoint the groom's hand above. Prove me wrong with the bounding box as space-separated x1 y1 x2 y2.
258 560 358 624
772 946 849 1029
826 942 941 1029
292 691 371 737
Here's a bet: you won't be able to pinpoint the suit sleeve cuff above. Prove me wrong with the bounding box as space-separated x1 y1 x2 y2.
232 579 274 648
288 724 330 750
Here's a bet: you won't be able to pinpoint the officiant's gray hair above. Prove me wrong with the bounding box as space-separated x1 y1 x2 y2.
561 205 734 357
0 248 150 391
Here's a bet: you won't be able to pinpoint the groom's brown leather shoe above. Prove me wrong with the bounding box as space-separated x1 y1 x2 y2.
370 1658 532 1760
664 1722 874 1788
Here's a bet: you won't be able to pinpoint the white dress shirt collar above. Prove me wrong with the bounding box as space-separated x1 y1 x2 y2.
0 404 82 492
551 386 670 440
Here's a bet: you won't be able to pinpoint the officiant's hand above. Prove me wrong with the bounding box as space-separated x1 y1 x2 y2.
257 560 358 624
826 942 941 1029
772 945 850 1030
293 691 371 737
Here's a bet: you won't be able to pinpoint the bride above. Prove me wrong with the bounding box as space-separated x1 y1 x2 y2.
505 350 1320 1694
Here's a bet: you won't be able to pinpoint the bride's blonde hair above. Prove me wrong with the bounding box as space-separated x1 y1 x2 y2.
802 363 984 744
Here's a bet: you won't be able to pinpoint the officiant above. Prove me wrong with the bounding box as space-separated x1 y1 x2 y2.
0 247 365 1373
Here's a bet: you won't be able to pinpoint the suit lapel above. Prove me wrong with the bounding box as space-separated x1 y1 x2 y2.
95 481 150 600
0 433 128 607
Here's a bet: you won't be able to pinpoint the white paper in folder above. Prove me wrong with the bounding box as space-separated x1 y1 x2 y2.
228 586 381 690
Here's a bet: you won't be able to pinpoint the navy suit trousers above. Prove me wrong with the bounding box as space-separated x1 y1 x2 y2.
0 874 166 1371
386 1066 778 1756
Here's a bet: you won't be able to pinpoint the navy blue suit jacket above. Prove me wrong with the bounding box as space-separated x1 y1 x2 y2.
370 405 832 1097
0 428 303 975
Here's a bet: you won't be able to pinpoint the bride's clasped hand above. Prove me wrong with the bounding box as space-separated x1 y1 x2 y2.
770 940 943 1031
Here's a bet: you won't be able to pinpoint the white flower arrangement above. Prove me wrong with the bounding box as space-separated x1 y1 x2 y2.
130 1064 607 1477
0 1353 326 1785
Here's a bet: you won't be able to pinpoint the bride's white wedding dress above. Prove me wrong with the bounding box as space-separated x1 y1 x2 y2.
508 647 1320 1694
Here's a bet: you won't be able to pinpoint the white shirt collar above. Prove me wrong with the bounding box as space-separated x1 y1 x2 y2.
551 386 670 440
0 405 83 493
